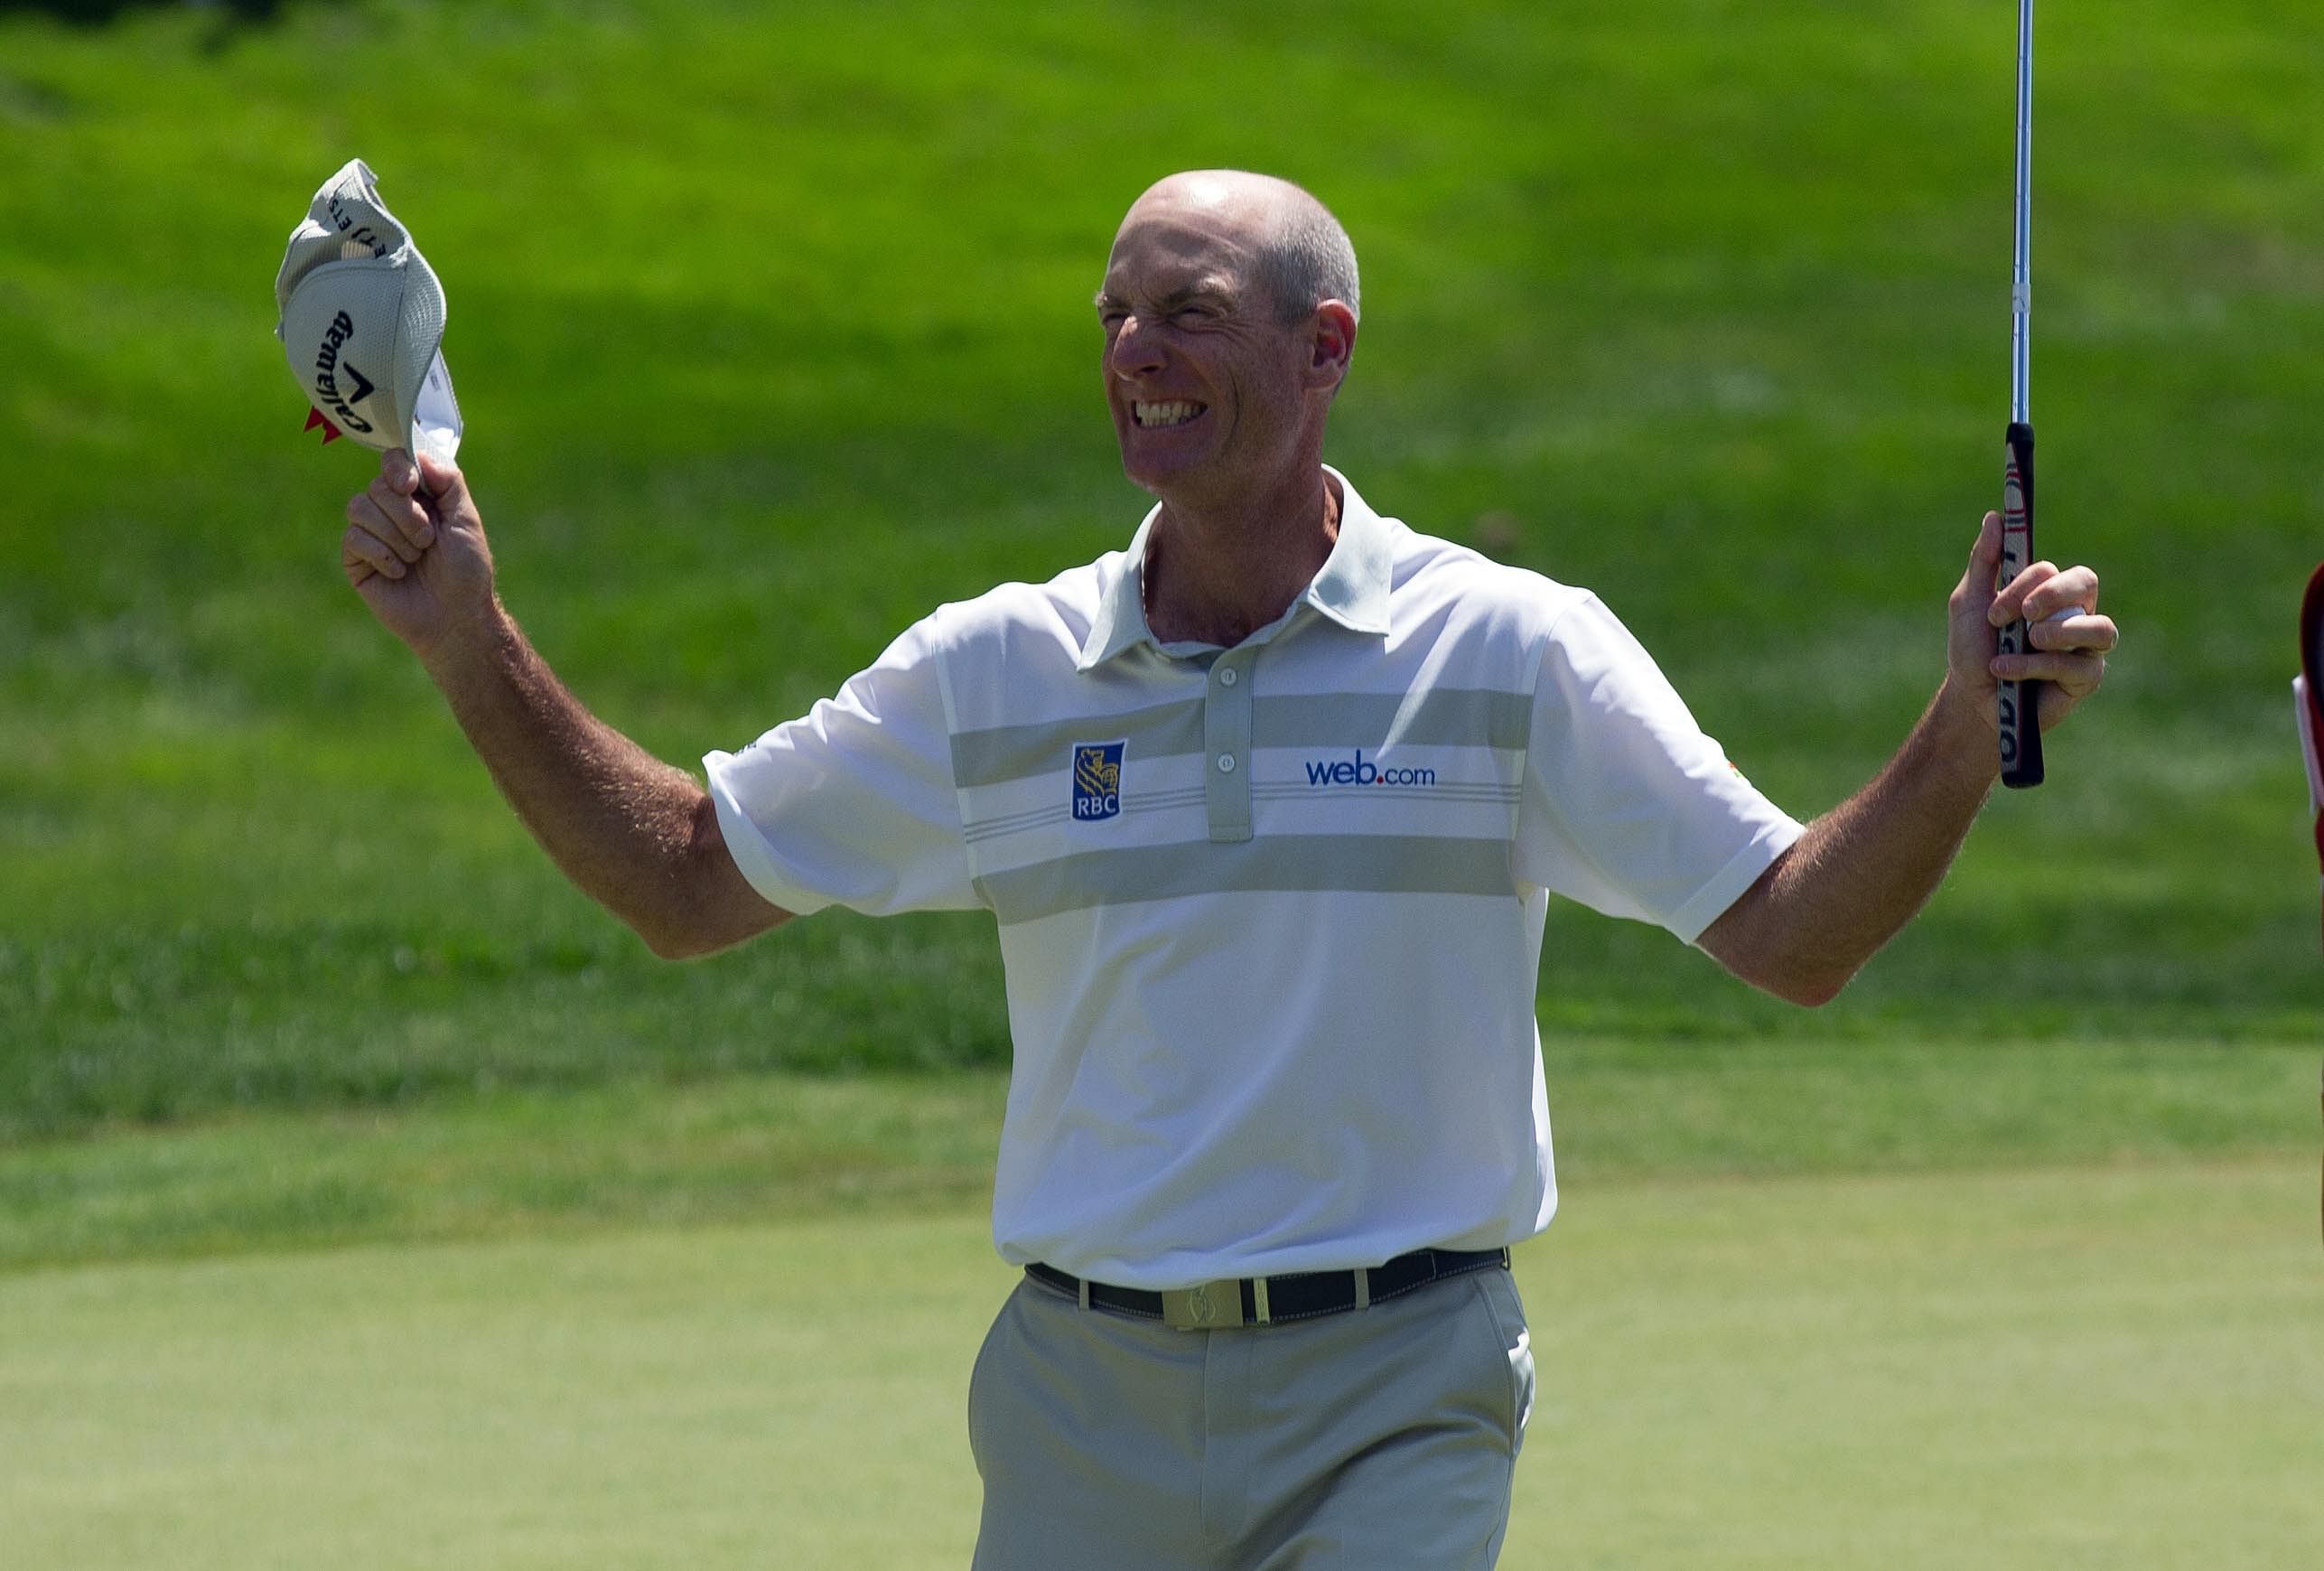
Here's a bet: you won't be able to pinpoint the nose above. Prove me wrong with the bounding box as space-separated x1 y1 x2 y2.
1107 313 1165 380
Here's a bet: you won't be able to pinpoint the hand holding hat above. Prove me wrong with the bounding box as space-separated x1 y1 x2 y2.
276 165 495 657
275 159 462 464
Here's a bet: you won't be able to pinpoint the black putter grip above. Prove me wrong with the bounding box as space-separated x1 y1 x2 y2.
1998 420 2044 788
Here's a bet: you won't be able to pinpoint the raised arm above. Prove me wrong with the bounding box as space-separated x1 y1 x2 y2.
341 449 789 958
1698 509 2115 1005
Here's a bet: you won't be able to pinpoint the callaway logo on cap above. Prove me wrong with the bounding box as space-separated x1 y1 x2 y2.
274 158 462 463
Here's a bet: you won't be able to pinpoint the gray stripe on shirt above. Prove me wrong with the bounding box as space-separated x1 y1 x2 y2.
974 834 1518 925
949 688 1532 790
1252 687 1532 753
951 698 1206 790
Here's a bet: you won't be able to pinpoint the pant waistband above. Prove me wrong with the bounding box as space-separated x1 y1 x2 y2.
1025 1247 1510 1331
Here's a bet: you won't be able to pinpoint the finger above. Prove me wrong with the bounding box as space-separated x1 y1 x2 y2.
382 447 420 498
1991 650 2105 691
1954 511 2003 611
360 473 435 554
341 521 407 581
1988 559 2059 628
2027 611 2118 654
2021 564 2100 622
347 491 424 563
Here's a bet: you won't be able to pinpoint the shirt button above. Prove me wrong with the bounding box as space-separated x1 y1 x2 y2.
1218 667 1238 687
1216 753 1237 774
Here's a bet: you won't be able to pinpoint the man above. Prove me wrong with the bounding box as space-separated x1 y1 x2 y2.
340 170 2115 1566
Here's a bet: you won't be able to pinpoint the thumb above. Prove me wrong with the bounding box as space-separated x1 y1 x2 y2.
415 449 469 510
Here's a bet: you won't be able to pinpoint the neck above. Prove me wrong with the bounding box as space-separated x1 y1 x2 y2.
1143 465 1340 648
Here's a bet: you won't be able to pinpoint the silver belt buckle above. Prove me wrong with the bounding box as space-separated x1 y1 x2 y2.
1160 1278 1246 1330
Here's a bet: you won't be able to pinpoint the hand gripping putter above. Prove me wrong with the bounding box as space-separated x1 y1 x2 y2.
1997 0 2043 787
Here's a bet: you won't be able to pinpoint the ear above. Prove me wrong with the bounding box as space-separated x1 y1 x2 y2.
1305 300 1358 391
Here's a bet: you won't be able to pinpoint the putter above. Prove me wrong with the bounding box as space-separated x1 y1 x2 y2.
1998 0 2043 787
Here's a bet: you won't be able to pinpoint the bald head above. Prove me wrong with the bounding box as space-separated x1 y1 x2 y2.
1123 171 1361 326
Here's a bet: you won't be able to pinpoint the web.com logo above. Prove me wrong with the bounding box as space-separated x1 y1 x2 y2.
1303 749 1437 788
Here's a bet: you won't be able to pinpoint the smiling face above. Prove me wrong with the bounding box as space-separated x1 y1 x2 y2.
1097 176 1341 507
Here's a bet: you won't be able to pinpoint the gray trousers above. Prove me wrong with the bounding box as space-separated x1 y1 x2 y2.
968 1264 1535 1569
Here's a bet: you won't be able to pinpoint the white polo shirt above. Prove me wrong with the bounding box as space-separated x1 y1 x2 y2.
706 470 1803 1288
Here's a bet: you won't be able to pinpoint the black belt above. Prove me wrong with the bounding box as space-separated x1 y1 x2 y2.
1025 1246 1510 1331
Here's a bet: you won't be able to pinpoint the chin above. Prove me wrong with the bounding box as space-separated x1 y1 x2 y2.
1117 446 1199 498
1112 405 1231 496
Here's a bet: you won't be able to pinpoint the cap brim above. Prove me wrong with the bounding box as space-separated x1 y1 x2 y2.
391 248 460 461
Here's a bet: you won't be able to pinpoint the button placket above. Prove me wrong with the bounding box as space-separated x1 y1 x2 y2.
1203 652 1255 842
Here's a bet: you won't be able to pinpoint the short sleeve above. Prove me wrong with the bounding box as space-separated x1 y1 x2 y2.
704 613 981 918
1513 594 1804 943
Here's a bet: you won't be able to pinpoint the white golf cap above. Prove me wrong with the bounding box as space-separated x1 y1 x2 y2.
275 158 462 463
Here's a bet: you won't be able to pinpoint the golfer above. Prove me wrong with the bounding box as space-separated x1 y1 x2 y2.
339 171 2118 1566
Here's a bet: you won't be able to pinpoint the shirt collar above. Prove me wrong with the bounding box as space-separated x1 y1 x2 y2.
1077 466 1393 671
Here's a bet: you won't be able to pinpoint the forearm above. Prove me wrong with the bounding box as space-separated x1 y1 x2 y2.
421 598 716 951
1706 679 1995 1004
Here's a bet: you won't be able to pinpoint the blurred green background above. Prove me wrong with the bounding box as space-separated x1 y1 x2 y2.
3 0 2319 1208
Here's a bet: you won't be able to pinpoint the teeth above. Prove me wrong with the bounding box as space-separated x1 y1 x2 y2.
1134 400 1203 428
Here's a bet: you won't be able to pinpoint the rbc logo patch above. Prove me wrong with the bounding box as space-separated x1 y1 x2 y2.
1071 741 1125 821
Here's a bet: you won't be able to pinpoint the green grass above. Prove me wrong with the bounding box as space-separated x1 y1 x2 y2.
1524 1157 2324 1570
4 0 2321 1137
4 13 2316 1562
0 1072 1008 1271
5 1159 2318 1569
5 1038 2314 1273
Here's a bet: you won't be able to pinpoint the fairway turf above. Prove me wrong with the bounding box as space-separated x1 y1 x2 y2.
4 1160 2317 1570
3 1040 2318 1273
